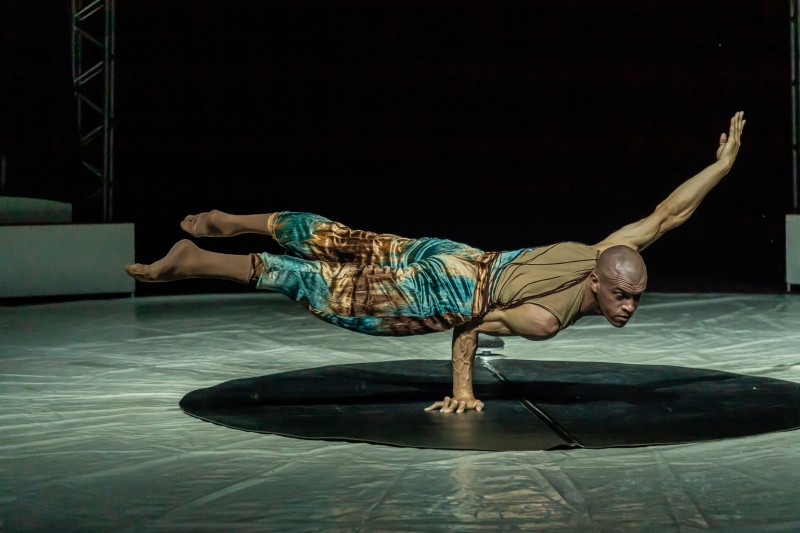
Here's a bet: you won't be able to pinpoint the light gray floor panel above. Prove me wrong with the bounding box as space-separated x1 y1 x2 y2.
2 292 799 531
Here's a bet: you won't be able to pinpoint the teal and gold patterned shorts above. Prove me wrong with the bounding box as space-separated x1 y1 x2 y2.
252 212 497 336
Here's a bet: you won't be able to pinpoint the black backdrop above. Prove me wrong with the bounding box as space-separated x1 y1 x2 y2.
4 1 793 295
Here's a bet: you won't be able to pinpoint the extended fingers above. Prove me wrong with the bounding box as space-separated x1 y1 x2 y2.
718 112 744 162
730 111 745 139
424 396 485 413
424 401 445 411
441 397 460 413
425 396 457 412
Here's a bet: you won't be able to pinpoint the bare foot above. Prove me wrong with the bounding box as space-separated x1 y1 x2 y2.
125 240 201 282
180 210 237 237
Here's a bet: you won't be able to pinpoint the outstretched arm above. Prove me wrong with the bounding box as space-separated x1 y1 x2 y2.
595 111 746 252
425 321 485 413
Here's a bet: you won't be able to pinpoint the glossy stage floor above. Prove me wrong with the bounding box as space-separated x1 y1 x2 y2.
2 291 800 531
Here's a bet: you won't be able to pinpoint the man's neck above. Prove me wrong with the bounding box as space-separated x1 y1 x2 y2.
578 278 600 316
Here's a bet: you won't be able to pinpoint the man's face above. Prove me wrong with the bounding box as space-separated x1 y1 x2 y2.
592 273 646 328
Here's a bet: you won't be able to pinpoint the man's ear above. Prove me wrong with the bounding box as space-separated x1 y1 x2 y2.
589 272 599 292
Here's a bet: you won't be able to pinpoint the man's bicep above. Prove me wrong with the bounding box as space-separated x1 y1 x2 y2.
497 304 560 338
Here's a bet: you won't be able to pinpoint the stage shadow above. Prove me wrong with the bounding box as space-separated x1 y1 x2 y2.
180 359 800 451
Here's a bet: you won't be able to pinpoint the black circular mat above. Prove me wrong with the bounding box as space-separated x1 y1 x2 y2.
179 358 800 451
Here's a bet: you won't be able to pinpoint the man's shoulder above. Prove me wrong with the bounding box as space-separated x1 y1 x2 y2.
525 241 599 259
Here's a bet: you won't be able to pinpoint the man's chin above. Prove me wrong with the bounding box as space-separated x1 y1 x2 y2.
608 316 629 328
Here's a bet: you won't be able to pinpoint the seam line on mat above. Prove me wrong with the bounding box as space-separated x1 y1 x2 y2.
479 357 584 448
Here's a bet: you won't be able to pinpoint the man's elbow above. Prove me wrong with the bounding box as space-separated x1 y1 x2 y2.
541 317 561 337
659 198 695 224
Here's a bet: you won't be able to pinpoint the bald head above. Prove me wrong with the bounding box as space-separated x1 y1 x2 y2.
590 246 647 327
596 245 648 286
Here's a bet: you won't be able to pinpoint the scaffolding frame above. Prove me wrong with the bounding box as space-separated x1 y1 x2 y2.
792 0 800 212
71 0 115 222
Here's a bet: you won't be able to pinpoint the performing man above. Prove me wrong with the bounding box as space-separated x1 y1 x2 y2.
126 111 746 413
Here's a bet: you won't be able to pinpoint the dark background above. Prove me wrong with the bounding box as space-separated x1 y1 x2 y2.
3 1 793 295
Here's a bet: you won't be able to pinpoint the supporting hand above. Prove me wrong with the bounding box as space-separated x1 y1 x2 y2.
425 395 485 413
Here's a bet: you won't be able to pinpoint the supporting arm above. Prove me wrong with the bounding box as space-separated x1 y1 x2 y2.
424 321 485 413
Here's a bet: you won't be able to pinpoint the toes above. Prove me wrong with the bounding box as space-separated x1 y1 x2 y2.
179 212 220 237
180 215 198 236
125 264 150 281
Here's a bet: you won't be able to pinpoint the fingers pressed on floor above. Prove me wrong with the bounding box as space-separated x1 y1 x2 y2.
424 401 444 411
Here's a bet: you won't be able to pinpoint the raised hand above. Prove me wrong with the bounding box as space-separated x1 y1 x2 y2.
716 111 746 168
425 395 485 413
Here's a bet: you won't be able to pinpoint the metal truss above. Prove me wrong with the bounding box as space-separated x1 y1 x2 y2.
792 0 799 212
71 0 115 222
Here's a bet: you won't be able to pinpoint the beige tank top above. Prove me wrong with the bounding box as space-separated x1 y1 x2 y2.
492 242 598 328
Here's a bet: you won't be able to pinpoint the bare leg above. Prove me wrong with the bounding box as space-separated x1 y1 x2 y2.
180 210 277 238
125 239 252 284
